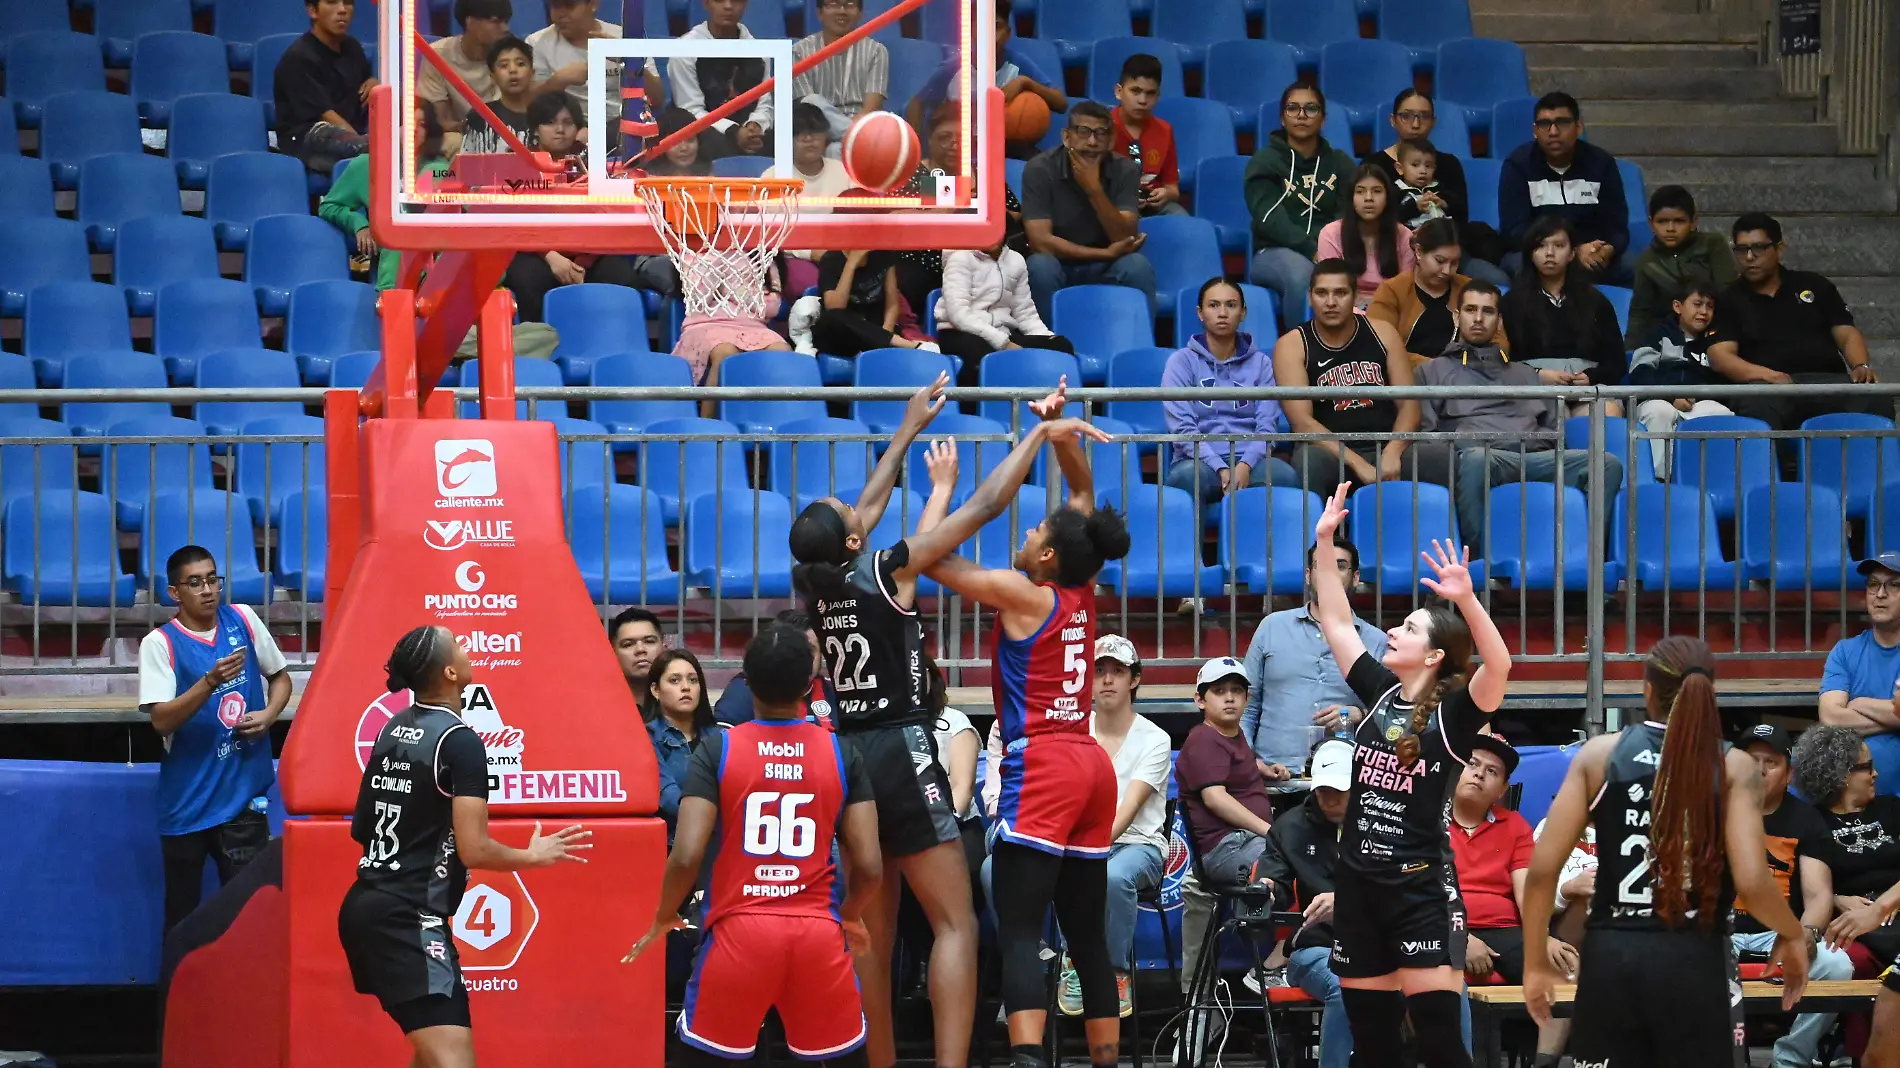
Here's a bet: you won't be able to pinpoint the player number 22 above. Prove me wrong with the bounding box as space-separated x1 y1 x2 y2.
1062 643 1086 694
1617 833 1653 906
743 791 817 858
824 634 878 693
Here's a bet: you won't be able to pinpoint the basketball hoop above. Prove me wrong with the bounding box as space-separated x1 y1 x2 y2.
634 176 804 323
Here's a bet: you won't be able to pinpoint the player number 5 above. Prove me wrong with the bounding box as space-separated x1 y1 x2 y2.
742 791 817 858
1062 642 1086 695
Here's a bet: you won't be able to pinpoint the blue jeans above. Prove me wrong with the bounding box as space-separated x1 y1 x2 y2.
1164 456 1301 502
1105 841 1164 971
1733 929 1856 1068
1286 946 1351 1068
1024 251 1157 325
1248 246 1314 327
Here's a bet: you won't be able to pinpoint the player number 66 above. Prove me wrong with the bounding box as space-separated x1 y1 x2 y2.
742 791 817 858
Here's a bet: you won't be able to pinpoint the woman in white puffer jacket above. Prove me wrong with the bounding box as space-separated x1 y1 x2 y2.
934 238 1075 386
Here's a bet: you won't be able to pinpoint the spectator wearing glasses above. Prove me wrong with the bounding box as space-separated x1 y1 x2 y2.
609 606 666 702
1245 84 1355 320
1707 213 1887 433
1498 92 1632 285
792 0 890 144
1362 90 1509 288
1821 554 1900 796
1019 101 1157 323
139 547 293 932
1792 726 1900 976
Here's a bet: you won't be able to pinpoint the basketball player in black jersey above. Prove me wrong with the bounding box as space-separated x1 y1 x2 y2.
1868 966 1900 1068
337 626 591 1068
1273 259 1417 492
1309 483 1512 1068
1521 636 1810 1067
788 374 1108 1068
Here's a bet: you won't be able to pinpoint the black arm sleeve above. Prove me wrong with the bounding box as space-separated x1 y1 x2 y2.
1256 824 1298 908
1435 153 1470 227
1344 651 1401 708
1587 292 1629 385
438 726 491 799
843 743 874 804
681 731 726 803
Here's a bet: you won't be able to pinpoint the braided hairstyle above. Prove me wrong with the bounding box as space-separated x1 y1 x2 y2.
386 625 454 695
1645 635 1726 931
1041 504 1132 587
1394 604 1473 766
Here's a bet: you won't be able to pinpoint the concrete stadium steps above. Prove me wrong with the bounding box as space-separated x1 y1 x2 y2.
1583 122 1838 158
1697 214 1900 278
1477 14 1732 45
1621 155 1897 215
1529 63 1786 101
1520 42 1761 69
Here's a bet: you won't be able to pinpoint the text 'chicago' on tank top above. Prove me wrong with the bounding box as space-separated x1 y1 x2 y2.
1299 317 1398 437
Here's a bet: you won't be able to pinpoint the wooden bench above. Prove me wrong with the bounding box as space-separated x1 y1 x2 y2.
1466 980 1886 1066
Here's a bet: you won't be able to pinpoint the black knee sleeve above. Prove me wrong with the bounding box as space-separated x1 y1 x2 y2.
1406 989 1473 1068
1340 986 1406 1068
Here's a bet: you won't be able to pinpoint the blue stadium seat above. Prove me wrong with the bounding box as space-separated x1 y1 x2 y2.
1038 0 1133 66
717 351 826 433
0 102 18 154
1618 158 1649 243
1740 483 1850 589
213 0 308 69
587 353 696 435
1319 39 1415 138
0 0 70 48
1321 108 1356 155
1192 155 1253 258
326 350 380 389
154 278 262 383
1204 40 1298 138
1379 0 1472 71
769 417 875 510
851 349 956 433
1067 414 1141 502
710 155 773 179
77 153 180 253
95 0 193 66
546 416 613 492
1487 483 1618 591
1153 98 1235 196
565 484 682 605
1436 39 1531 135
737 0 786 38
234 413 326 528
24 283 133 387
1104 347 1171 438
193 348 303 436
1669 414 1774 522
7 34 107 128
1599 285 1632 337
40 91 142 189
0 418 80 508
1349 480 1472 588
1265 0 1358 69
246 215 349 316
167 93 268 188
1174 282 1278 348
1152 0 1246 69
1087 37 1184 101
966 485 1048 569
286 280 380 384
1613 482 1737 590
1218 486 1323 595
884 38 947 116
249 34 299 127
0 156 56 217
1800 412 1900 520
1135 215 1222 322
1101 483 1224 597
61 351 171 436
0 354 36 422
130 31 230 126
457 357 567 420
684 490 795 597
0 217 90 317
1054 285 1154 386
206 152 309 251
1485 96 1536 159
1565 415 1656 486
980 347 1080 428
1463 157 1501 227
138 491 269 605
545 283 652 385
634 417 750 524
898 413 1015 505
3 492 136 606
273 488 326 598
100 415 218 529
1005 158 1027 199
117 215 220 318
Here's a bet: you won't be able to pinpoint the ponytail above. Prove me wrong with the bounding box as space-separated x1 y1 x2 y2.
1043 504 1131 588
789 501 854 600
1645 636 1725 931
1396 670 1466 766
1395 604 1474 767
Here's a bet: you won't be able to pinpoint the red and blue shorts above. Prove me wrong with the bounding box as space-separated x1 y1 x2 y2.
678 912 865 1061
994 735 1117 858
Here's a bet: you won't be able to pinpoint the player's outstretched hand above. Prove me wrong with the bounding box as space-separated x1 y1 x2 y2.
621 916 689 964
1523 959 1558 1029
1027 376 1068 421
842 918 870 956
901 372 950 432
1419 539 1475 602
1774 929 1811 1012
526 821 592 866
924 440 958 494
1038 417 1111 446
1314 482 1350 541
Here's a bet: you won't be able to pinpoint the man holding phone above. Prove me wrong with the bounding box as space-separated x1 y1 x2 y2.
139 546 294 931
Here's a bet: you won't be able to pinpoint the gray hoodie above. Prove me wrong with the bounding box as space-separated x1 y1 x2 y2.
1415 344 1559 437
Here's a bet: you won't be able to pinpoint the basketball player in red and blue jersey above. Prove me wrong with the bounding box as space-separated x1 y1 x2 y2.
625 625 883 1065
923 383 1132 1068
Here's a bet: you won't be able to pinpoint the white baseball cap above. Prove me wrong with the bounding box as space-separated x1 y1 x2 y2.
1309 739 1354 792
1195 656 1250 692
1095 634 1140 667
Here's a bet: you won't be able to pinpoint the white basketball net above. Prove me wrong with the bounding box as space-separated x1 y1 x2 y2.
634 178 804 323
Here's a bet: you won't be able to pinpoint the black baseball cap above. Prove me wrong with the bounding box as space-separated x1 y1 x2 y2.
1469 733 1520 777
1740 723 1794 757
1858 553 1900 577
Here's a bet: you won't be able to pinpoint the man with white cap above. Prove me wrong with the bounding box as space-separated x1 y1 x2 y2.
1256 738 1354 1068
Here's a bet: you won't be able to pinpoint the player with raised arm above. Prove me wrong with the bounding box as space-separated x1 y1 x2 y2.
338 626 591 1068
1306 483 1511 1068
787 374 1109 1068
1521 636 1810 1067
623 624 883 1066
920 384 1131 1068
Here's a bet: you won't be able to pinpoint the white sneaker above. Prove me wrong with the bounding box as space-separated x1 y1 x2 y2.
1240 966 1287 995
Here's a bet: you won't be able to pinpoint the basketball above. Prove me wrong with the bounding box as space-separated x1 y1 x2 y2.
841 111 921 195
1005 91 1051 142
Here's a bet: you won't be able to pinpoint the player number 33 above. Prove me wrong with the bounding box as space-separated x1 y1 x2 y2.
742 791 817 858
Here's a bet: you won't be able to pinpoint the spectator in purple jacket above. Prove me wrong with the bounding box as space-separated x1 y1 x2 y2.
1162 278 1300 502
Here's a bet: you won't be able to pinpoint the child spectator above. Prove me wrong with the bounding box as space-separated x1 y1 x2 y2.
933 237 1075 386
764 103 854 297
1315 164 1416 308
417 0 513 140
893 105 1028 320
1501 215 1627 412
673 255 791 403
669 0 778 158
1392 137 1446 227
1624 185 1739 347
531 0 661 132
319 99 451 289
1246 84 1355 319
1364 90 1508 287
644 106 715 176
459 36 538 155
812 249 932 357
275 0 376 174
909 0 1066 159
793 0 890 142
1109 53 1184 217
1627 276 1730 477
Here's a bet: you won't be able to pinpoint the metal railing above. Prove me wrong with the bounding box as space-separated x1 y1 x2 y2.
0 382 1891 711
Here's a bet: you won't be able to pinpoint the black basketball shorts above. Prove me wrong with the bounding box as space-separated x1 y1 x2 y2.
337 882 471 1031
840 724 960 858
1567 927 1744 1068
1329 861 1468 979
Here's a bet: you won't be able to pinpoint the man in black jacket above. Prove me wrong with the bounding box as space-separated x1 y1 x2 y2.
1497 92 1631 285
275 0 376 174
1257 738 1352 1068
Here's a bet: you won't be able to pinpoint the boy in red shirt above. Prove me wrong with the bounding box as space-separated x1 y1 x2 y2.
1108 53 1184 217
